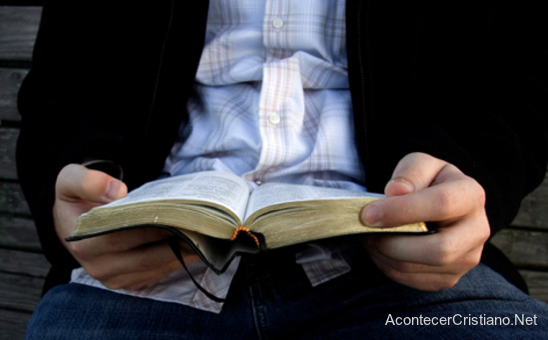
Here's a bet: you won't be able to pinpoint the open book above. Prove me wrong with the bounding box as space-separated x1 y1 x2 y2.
69 171 427 274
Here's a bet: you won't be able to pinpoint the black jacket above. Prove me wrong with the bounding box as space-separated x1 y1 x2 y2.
17 0 548 293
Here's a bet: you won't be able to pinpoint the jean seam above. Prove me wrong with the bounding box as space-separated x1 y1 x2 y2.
249 282 269 340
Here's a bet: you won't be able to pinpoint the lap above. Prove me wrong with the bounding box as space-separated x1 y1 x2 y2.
26 245 548 340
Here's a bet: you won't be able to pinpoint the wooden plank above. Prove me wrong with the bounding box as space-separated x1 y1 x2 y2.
0 68 26 122
0 308 32 340
0 271 44 313
0 1 43 5
0 248 49 277
511 171 548 230
0 127 18 180
0 6 41 62
490 228 548 271
0 215 40 251
519 270 548 304
0 181 31 216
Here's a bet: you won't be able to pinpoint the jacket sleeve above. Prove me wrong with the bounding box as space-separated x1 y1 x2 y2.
420 2 548 235
16 0 208 286
15 1 133 280
355 2 548 236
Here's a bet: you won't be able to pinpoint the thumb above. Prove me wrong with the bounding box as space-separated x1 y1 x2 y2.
360 153 445 226
56 164 127 204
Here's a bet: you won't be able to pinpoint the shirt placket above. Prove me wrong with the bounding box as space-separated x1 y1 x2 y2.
254 0 304 183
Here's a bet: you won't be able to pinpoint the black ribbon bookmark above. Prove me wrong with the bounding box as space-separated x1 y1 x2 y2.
167 238 227 303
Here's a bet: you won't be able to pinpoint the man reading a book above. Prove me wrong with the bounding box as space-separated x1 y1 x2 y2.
18 0 548 338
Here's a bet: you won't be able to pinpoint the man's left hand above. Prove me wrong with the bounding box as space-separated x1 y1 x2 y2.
360 152 490 291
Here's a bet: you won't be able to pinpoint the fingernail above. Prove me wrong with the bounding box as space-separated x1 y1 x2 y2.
105 180 121 200
386 178 415 194
363 205 381 226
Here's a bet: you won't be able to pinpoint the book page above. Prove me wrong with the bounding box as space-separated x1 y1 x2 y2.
244 182 384 221
96 171 250 221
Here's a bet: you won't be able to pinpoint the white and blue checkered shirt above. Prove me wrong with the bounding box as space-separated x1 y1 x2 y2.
72 0 370 313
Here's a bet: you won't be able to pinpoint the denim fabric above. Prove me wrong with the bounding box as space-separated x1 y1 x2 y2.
25 242 548 340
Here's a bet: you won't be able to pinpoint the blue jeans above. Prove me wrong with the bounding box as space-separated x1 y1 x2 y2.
26 243 548 339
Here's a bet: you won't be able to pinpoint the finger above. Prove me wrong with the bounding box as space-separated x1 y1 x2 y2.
365 240 472 276
384 153 447 197
365 238 481 291
84 240 200 289
69 227 175 259
53 199 104 240
368 252 464 291
362 171 484 227
86 238 199 278
111 246 201 291
56 164 127 204
98 261 183 291
366 213 489 266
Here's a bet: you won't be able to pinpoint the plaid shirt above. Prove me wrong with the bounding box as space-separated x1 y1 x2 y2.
72 0 368 313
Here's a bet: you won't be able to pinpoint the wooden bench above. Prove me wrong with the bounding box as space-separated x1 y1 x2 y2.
1 5 547 340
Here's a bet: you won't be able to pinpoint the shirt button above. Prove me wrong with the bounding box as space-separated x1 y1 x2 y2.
272 18 284 29
268 113 281 125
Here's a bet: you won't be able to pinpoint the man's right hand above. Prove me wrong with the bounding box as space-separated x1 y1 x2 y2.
53 164 199 290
